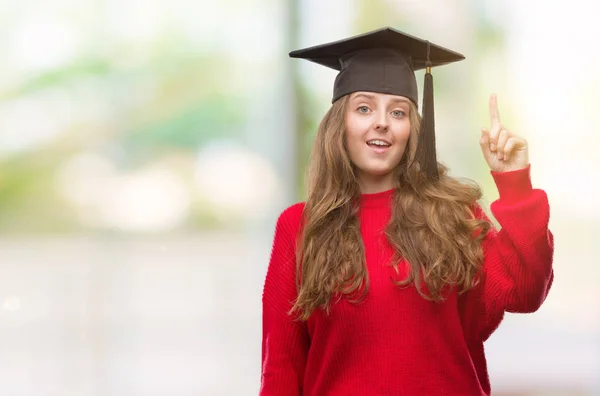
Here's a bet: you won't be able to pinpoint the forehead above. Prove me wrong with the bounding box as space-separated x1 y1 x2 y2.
349 92 411 103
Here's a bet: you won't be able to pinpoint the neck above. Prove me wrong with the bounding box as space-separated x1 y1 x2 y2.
357 172 397 194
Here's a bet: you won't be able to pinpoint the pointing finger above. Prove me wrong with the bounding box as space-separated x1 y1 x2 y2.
489 93 501 127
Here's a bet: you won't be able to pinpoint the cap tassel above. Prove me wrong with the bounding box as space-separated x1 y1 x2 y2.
418 42 439 179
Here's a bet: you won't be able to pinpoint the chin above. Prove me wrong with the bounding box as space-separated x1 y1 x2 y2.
363 167 395 177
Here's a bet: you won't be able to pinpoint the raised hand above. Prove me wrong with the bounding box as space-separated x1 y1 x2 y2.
480 94 529 172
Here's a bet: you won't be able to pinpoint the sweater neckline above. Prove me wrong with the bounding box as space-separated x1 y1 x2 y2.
359 188 395 208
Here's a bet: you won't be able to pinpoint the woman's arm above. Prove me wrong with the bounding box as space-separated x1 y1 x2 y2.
474 166 554 340
260 203 310 395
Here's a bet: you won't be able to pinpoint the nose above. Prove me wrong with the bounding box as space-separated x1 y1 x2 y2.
374 116 389 132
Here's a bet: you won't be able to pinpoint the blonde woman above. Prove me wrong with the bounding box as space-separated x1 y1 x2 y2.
260 27 553 396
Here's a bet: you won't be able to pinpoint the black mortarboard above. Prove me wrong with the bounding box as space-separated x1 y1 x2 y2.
289 27 465 179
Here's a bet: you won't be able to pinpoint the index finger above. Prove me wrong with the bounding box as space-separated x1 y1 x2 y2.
489 93 501 126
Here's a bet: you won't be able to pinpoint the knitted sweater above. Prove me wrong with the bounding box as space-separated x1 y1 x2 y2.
260 165 554 395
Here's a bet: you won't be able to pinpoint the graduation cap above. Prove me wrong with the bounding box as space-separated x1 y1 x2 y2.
289 27 465 179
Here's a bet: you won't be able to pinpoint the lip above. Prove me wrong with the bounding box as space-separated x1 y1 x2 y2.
366 139 392 154
366 138 392 146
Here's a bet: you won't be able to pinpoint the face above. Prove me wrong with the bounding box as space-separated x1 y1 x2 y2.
344 91 412 193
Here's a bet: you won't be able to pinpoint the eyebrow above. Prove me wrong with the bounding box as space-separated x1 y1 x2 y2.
352 93 375 101
351 93 410 105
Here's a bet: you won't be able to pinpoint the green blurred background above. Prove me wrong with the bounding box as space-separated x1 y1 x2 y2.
0 0 598 395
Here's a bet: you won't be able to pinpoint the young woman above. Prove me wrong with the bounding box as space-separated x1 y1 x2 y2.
260 27 554 396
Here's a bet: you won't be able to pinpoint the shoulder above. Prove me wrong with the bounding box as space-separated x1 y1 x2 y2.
267 202 306 265
277 202 306 222
275 202 306 234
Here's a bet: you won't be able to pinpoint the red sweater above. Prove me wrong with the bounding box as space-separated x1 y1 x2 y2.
260 165 554 395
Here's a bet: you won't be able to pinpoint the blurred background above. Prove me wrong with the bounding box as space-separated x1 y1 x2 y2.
0 0 598 395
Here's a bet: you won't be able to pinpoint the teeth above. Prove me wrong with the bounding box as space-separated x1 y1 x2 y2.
367 140 390 147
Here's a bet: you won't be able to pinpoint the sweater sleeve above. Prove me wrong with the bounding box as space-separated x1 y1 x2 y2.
474 165 554 340
260 203 309 396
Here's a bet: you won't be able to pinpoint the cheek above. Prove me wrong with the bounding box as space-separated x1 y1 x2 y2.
344 117 366 151
392 121 412 148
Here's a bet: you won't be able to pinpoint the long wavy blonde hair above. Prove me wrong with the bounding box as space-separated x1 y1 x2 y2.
291 94 491 320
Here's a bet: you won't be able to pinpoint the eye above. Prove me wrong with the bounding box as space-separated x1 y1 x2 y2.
391 110 406 118
357 106 371 114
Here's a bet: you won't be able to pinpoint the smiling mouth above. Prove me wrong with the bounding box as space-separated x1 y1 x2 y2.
366 139 391 148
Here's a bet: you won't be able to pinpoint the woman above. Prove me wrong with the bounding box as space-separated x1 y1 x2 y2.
260 27 554 396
